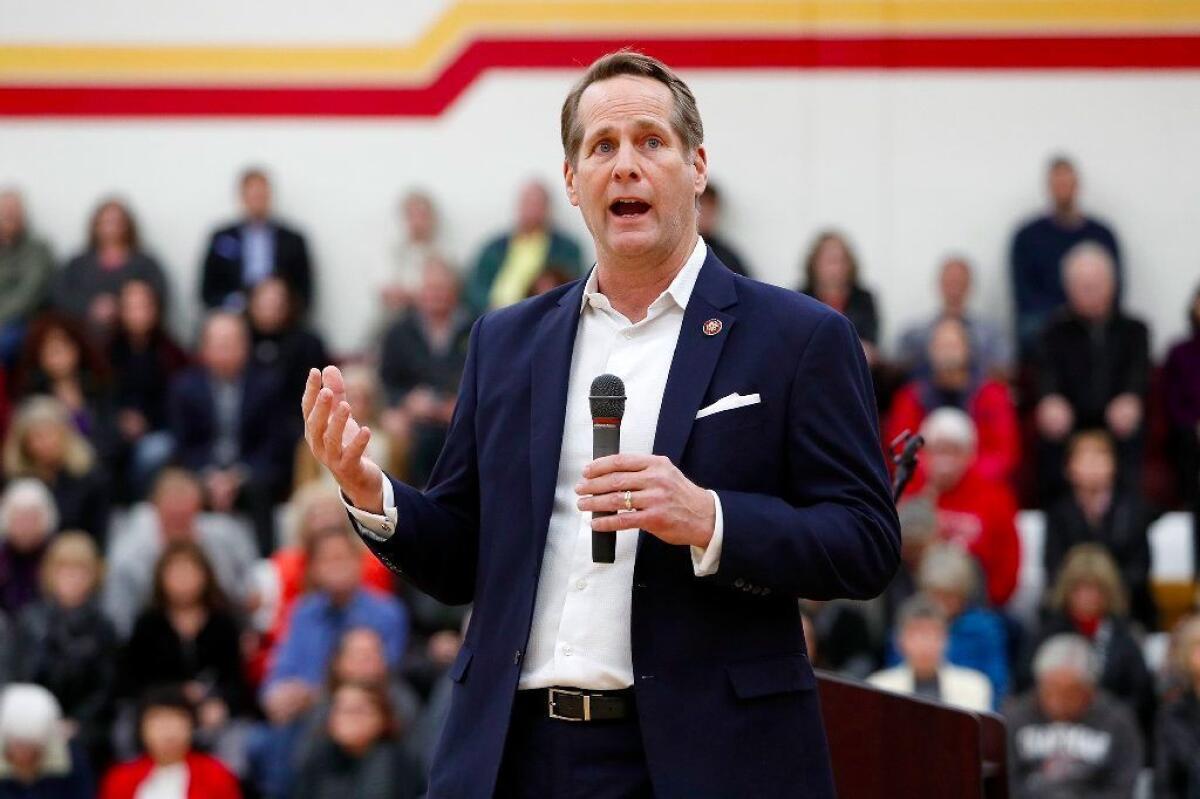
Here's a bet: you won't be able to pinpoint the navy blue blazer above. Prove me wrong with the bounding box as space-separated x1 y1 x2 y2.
359 251 900 797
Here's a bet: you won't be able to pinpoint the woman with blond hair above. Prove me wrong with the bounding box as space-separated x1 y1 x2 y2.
1156 614 1200 796
2 397 109 547
12 531 118 770
1019 542 1155 745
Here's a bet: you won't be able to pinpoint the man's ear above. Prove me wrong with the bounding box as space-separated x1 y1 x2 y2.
563 159 580 207
691 145 709 196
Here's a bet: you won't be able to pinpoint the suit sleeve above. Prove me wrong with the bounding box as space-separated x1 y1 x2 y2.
354 318 484 605
712 311 900 600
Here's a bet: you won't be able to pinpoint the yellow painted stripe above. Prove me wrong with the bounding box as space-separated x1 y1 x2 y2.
3 0 1200 85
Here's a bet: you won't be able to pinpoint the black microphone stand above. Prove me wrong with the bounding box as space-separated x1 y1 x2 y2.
890 430 925 503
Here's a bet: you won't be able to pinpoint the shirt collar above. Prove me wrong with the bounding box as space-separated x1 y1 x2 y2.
580 236 707 315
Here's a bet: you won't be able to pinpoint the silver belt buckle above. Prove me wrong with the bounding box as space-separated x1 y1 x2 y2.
548 688 591 721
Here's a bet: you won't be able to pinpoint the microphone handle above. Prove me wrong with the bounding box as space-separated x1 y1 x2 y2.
591 422 621 563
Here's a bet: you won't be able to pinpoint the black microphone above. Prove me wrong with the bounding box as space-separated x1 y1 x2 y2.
589 374 626 564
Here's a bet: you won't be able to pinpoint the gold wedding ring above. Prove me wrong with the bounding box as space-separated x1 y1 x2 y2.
623 490 634 512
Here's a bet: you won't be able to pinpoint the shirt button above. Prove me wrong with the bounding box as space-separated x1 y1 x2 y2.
562 645 573 656
381 523 392 533
575 579 588 591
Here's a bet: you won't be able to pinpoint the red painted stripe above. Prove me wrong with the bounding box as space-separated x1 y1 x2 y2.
2 34 1199 117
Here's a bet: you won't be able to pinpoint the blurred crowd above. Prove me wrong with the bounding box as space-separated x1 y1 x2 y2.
0 155 1198 798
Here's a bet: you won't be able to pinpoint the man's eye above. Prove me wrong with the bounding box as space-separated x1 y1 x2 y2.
646 137 662 149
596 141 613 154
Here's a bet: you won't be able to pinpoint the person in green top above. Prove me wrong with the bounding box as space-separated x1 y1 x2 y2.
0 190 55 366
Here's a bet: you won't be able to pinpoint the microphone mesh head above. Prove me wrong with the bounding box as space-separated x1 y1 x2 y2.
589 374 626 419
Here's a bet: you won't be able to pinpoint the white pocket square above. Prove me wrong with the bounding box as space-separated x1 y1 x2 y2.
695 392 761 420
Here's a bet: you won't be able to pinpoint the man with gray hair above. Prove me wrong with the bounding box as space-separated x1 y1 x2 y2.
1007 632 1142 798
1034 241 1149 499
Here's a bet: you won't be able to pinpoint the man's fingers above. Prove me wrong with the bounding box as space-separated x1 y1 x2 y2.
301 368 322 421
306 388 333 452
582 453 655 479
324 400 351 459
575 472 649 497
323 365 347 405
577 489 651 513
590 510 651 532
341 425 372 469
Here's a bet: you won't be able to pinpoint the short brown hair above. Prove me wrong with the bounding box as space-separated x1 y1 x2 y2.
560 50 703 166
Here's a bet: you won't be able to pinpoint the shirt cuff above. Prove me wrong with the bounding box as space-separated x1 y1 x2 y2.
343 475 399 542
690 490 723 577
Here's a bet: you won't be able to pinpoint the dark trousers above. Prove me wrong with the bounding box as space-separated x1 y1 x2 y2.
494 691 653 799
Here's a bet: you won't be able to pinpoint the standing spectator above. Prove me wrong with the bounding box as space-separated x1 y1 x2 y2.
917 544 1009 705
201 167 313 313
12 533 117 770
896 256 1011 378
99 685 241 799
2 397 110 548
1007 634 1142 799
247 275 328 413
0 480 57 617
382 189 446 313
379 258 472 488
0 189 55 367
902 409 1021 608
168 311 288 555
799 230 880 356
697 182 752 277
886 317 1020 483
869 593 992 712
465 179 583 313
0 684 93 798
293 682 426 799
1010 156 1122 354
1156 614 1200 797
1163 284 1200 509
1043 431 1157 629
1034 242 1149 499
106 280 189 500
103 469 256 639
53 198 168 336
1020 544 1155 746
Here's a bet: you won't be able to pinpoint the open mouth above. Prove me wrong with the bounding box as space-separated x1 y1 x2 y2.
609 198 652 218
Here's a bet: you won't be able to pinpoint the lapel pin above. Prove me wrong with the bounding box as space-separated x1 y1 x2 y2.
703 318 723 336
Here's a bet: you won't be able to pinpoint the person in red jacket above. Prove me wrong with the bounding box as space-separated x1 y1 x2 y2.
886 316 1020 483
100 685 241 799
903 408 1021 607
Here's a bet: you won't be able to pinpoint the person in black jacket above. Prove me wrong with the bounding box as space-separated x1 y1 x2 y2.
1157 614 1200 798
697 182 752 277
12 532 117 770
798 230 880 353
247 276 328 414
200 167 313 314
1033 242 1149 501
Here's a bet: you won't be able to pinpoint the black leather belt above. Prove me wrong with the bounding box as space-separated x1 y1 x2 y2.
517 687 635 722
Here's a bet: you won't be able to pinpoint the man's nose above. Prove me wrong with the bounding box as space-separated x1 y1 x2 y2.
612 145 641 181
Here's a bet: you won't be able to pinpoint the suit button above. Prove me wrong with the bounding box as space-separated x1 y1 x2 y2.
381 523 392 533
734 578 745 588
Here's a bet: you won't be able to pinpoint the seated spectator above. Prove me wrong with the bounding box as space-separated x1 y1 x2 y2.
293 366 405 490
1044 430 1157 628
107 279 189 500
3 397 109 547
1010 155 1122 355
116 542 248 770
293 681 425 799
465 179 583 313
881 498 938 626
801 599 876 680
53 198 168 337
379 257 472 488
0 189 55 367
103 468 256 639
201 167 313 314
1020 544 1155 746
382 189 446 313
916 544 1009 705
261 527 408 731
247 275 328 413
0 480 58 615
168 311 288 555
902 409 1020 608
870 592 992 711
99 685 241 799
896 256 1012 379
0 684 93 798
1034 242 1149 499
697 182 752 277
799 230 880 359
1006 634 1141 798
16 312 114 452
12 533 117 770
1156 614 1200 797
886 317 1019 483
1163 283 1200 508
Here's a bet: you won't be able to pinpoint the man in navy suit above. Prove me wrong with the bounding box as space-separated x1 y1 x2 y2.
303 52 899 798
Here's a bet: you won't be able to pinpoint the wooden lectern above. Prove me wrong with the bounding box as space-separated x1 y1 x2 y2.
817 671 1008 798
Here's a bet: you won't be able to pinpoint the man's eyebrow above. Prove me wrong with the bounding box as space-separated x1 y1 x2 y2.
585 117 670 141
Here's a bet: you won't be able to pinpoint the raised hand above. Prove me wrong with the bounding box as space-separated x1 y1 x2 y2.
301 366 385 513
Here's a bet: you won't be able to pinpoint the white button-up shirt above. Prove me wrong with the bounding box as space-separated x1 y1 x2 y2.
347 236 723 691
